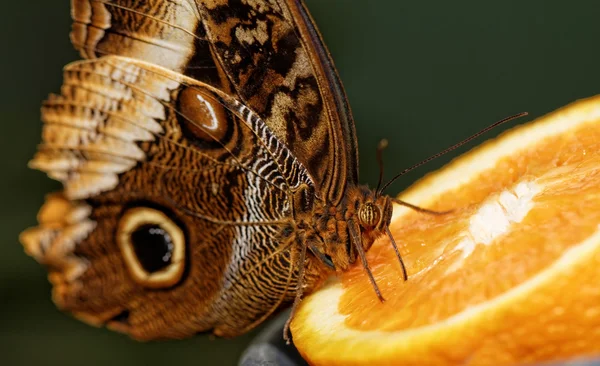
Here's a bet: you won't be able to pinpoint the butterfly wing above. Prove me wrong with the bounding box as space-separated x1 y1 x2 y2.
70 0 359 203
21 56 327 339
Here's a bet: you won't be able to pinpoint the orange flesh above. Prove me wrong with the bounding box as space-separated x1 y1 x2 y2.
340 122 600 331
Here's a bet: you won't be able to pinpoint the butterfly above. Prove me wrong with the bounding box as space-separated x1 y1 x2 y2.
20 0 453 341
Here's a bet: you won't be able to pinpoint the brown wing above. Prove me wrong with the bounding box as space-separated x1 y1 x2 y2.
20 56 326 339
70 0 359 204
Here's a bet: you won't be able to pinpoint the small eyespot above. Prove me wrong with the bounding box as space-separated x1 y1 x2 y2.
117 207 186 288
177 87 230 149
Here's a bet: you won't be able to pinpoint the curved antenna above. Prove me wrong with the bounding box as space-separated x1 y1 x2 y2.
375 139 389 195
390 197 452 215
377 112 528 195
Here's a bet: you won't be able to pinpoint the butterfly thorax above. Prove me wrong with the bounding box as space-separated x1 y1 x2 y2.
288 185 393 272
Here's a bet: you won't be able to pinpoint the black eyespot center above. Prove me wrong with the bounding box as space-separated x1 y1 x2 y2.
130 224 174 273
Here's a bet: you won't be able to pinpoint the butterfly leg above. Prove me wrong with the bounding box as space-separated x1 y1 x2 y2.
385 226 408 281
348 219 385 302
283 232 308 344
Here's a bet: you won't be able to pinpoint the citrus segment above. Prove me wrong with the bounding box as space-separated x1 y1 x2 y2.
291 96 600 365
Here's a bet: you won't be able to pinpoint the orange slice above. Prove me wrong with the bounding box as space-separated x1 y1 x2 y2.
291 96 600 366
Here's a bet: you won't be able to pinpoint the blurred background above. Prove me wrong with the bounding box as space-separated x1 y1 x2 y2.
1 0 598 365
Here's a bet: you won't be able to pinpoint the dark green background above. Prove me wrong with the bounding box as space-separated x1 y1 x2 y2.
1 1 598 365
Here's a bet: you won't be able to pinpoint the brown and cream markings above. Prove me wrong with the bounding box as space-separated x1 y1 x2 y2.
21 0 424 341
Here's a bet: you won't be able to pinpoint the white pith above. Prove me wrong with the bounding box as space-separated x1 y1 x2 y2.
455 180 540 259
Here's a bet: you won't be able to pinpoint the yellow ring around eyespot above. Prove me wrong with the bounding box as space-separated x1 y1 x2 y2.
117 207 186 289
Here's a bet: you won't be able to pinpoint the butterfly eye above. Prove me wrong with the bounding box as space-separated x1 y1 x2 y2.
358 203 381 228
117 207 186 288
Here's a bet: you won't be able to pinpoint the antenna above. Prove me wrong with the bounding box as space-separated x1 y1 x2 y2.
377 112 528 195
375 139 389 194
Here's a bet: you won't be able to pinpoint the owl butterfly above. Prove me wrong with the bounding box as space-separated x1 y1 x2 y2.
20 0 468 341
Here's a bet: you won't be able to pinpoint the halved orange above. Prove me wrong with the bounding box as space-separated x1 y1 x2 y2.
291 96 600 366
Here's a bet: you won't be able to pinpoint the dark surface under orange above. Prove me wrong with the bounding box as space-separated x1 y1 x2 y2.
339 121 600 331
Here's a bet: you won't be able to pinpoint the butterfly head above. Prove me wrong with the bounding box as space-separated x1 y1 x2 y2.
308 187 393 271
353 185 393 232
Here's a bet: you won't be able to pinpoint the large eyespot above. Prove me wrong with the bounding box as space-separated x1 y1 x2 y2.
117 207 186 288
